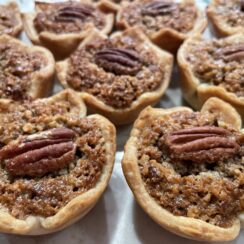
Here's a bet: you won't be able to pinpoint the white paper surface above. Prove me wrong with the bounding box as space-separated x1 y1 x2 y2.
0 0 243 243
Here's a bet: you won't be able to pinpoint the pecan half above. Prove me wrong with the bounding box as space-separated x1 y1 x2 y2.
55 4 94 23
0 128 76 177
215 44 244 62
241 0 244 12
165 126 240 163
141 1 177 16
95 47 142 75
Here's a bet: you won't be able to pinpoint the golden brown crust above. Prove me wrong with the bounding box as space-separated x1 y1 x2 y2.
122 98 242 241
177 34 244 119
96 0 121 12
207 0 244 37
22 0 114 60
116 0 207 53
0 34 55 101
0 1 22 37
0 89 116 235
56 27 173 125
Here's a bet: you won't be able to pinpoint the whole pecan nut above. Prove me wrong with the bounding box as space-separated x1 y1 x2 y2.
141 1 177 16
55 4 94 22
165 126 240 163
215 44 244 62
0 128 76 177
95 47 142 76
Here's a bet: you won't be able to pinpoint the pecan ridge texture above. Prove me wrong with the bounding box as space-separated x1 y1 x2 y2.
0 128 76 177
215 44 244 62
165 126 240 163
95 47 142 75
141 1 178 16
55 4 94 23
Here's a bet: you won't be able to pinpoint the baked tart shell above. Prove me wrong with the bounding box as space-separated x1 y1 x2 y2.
56 28 173 125
0 89 116 235
0 34 55 101
97 0 121 12
116 0 207 53
177 34 244 119
122 98 242 241
207 1 244 37
22 0 114 60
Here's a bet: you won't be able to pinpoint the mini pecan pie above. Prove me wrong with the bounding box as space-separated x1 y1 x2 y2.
0 1 22 37
0 89 116 235
22 0 114 60
123 97 244 241
56 27 173 125
178 34 244 119
0 34 55 101
207 0 244 37
116 0 207 53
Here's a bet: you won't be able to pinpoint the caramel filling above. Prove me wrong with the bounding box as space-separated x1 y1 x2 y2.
66 34 165 108
212 0 244 28
120 0 197 35
186 38 244 97
0 43 46 100
0 5 19 35
138 111 244 227
0 100 106 219
34 2 106 34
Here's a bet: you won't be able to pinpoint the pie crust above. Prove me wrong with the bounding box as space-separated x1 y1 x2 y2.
0 89 116 235
177 34 244 119
22 0 114 60
96 0 131 12
0 34 55 101
0 1 22 37
116 0 207 53
207 0 244 37
122 97 243 241
56 27 173 125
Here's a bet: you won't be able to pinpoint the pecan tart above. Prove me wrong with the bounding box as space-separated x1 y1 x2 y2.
0 89 116 235
0 34 55 102
178 34 244 119
116 0 207 53
56 27 173 125
22 0 114 60
122 97 244 241
207 0 244 37
0 1 22 37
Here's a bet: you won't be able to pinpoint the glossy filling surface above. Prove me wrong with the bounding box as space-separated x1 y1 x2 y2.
119 0 197 35
66 32 166 109
0 99 106 219
0 4 19 35
186 38 244 97
137 111 244 227
34 2 106 34
0 43 46 100
211 0 244 28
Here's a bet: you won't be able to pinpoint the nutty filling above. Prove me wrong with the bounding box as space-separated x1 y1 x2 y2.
212 0 244 28
120 0 197 35
34 2 106 34
0 100 106 219
66 34 165 108
138 111 244 227
0 43 46 100
186 38 244 97
0 5 19 35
